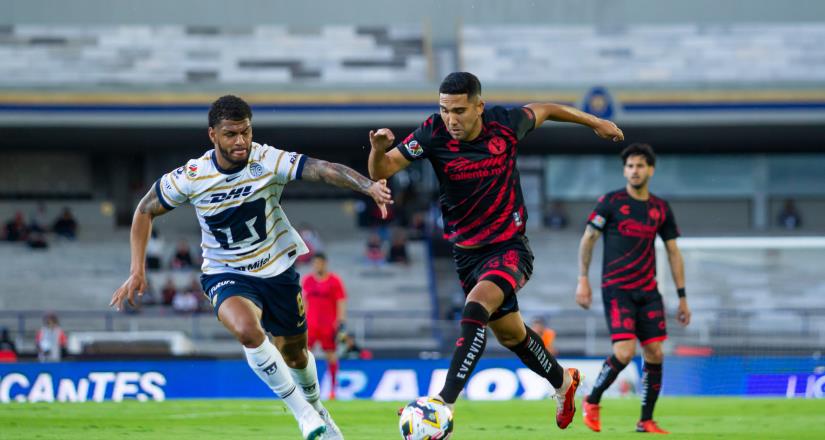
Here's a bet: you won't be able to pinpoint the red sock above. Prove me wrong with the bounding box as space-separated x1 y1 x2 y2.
329 360 339 399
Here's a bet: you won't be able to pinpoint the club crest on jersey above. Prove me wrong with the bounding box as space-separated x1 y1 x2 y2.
405 140 423 157
488 136 507 155
249 162 263 177
649 208 661 221
187 163 198 178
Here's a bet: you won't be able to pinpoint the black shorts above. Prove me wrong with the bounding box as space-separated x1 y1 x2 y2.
601 287 667 345
452 236 534 321
201 266 307 337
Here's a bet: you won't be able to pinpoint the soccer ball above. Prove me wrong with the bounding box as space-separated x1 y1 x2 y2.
398 397 454 440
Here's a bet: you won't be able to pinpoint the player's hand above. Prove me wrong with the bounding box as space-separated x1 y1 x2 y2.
575 276 593 309
369 128 396 151
592 119 624 142
110 272 147 311
676 298 691 326
368 178 393 219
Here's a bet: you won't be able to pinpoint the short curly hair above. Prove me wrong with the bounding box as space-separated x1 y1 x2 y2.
621 143 656 167
208 95 252 127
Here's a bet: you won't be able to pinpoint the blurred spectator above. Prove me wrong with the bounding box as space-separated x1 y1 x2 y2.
171 239 195 269
387 228 410 265
145 229 165 270
296 222 324 265
337 333 373 360
27 231 49 250
161 277 178 306
53 207 78 239
4 211 29 242
36 313 67 362
408 211 428 241
172 289 199 314
0 327 17 362
529 316 558 356
543 201 569 230
29 203 48 233
365 233 385 265
778 198 802 230
302 253 347 399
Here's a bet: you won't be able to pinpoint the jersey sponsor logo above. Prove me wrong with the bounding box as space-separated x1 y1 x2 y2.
617 219 658 239
249 162 263 177
206 185 253 204
187 163 198 178
620 205 631 216
231 253 271 272
443 155 506 181
404 139 423 157
487 136 507 155
589 212 606 229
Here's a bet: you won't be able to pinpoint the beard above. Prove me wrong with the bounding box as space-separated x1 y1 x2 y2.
218 145 250 167
629 176 649 189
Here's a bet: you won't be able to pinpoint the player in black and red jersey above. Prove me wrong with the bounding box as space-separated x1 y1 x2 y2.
576 143 692 434
368 72 624 429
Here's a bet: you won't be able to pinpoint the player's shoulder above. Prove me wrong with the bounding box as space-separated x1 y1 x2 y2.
600 188 628 204
648 192 672 208
174 149 216 181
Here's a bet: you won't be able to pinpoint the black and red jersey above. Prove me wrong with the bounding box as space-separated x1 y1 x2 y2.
395 106 536 247
587 189 680 292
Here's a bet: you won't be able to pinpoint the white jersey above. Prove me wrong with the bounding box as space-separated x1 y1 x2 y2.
155 142 309 278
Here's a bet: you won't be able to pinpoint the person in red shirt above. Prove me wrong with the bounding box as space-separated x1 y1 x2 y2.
302 253 347 399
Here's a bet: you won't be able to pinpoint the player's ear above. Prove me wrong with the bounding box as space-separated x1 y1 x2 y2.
207 126 217 146
476 97 485 113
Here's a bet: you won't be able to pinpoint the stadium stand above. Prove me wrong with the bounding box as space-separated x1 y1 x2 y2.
462 24 825 85
0 25 428 86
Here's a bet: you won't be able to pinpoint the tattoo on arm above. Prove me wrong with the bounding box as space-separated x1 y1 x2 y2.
579 225 601 277
137 188 167 218
302 158 373 194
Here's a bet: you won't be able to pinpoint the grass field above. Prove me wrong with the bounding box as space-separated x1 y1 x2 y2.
1 397 823 439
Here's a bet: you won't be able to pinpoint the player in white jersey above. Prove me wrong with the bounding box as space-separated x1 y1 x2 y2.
110 95 392 440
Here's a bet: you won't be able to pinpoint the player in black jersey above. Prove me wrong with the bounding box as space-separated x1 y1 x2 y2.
576 143 692 434
368 72 624 430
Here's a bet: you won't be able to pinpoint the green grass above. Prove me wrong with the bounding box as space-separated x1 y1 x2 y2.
1 397 823 439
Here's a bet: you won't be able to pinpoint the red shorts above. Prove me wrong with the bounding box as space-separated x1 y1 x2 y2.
307 324 337 351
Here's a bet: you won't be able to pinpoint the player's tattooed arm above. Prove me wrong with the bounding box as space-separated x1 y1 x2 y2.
578 225 602 277
302 158 393 218
526 102 624 142
136 186 169 218
575 225 602 310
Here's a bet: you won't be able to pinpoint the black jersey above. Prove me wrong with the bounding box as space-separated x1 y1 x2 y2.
396 106 536 247
587 189 680 292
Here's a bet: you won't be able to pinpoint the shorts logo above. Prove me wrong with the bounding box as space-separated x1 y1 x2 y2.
208 280 236 296
487 136 506 155
405 140 423 157
249 162 263 177
187 163 198 178
503 249 519 268
623 318 635 330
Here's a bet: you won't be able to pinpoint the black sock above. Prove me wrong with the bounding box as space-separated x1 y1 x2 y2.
640 362 663 421
439 302 489 404
586 355 628 404
508 324 565 389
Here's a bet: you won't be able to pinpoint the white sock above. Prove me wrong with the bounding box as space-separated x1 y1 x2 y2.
289 350 324 411
244 339 312 417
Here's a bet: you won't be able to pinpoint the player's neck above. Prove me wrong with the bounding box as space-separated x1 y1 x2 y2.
626 184 650 201
314 271 329 280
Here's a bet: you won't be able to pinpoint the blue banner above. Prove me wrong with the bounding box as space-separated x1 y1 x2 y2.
0 357 821 402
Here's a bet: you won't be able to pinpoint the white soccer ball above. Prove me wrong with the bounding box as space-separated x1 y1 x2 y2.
398 397 454 440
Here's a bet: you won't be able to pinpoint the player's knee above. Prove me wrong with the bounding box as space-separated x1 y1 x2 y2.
232 322 266 348
613 343 636 364
643 346 664 363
